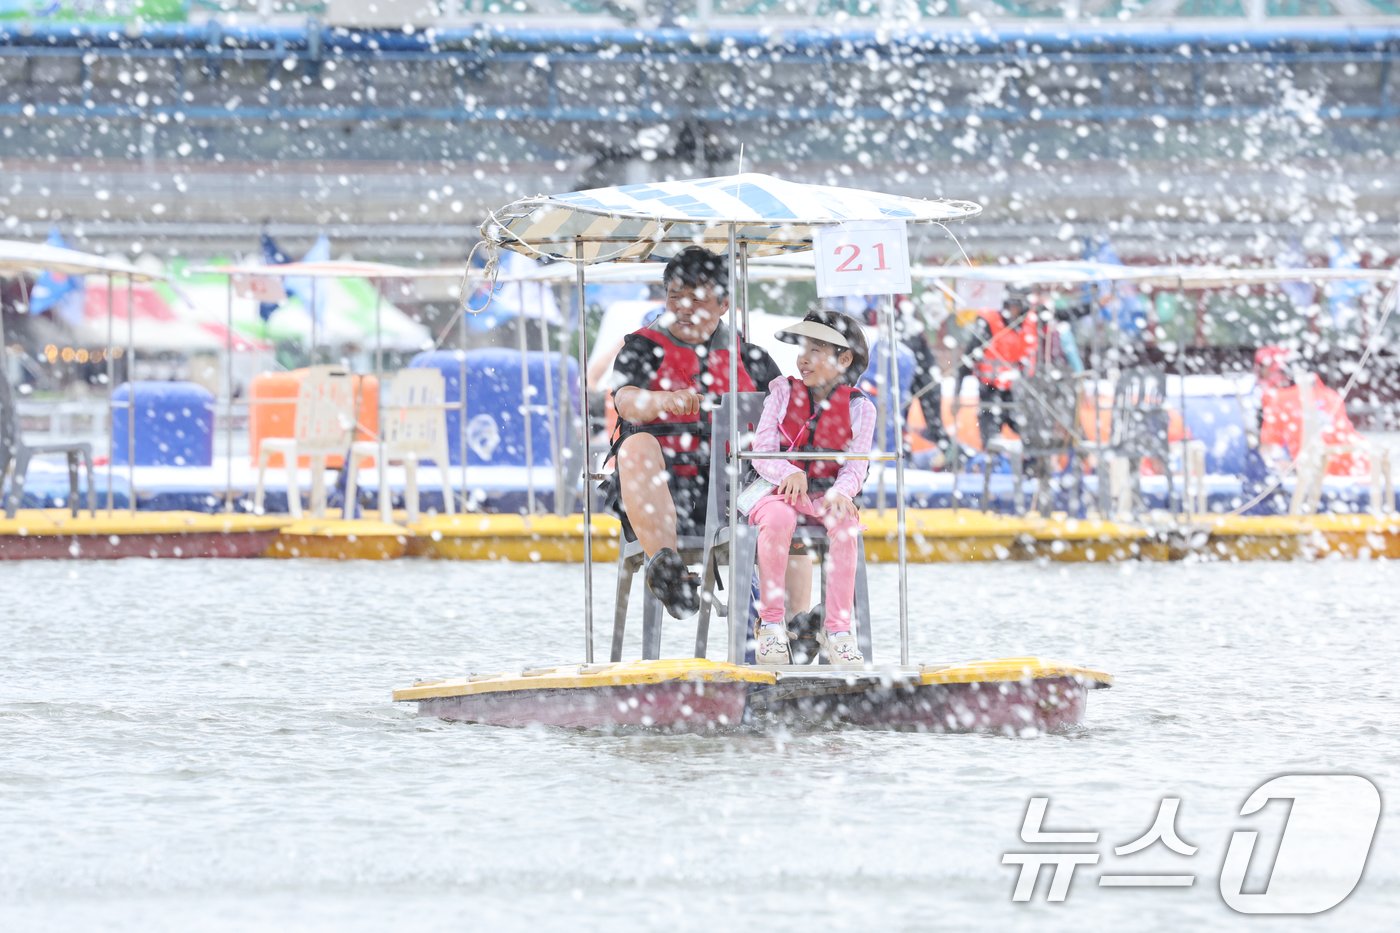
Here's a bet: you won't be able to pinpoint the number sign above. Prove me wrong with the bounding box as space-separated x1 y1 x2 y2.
813 220 912 298
955 278 1006 313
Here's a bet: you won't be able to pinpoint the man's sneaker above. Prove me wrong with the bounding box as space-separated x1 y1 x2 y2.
786 605 825 665
820 630 864 665
754 625 792 666
644 547 701 619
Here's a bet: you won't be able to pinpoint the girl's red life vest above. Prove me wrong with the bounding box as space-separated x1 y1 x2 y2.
779 376 858 490
974 310 1038 391
631 325 757 476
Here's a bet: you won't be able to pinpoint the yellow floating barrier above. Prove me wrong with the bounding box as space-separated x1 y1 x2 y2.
266 517 411 560
409 513 622 562
0 509 288 560
1301 512 1400 559
1182 514 1310 561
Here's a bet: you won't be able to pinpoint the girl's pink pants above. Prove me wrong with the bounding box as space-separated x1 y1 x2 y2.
746 494 860 633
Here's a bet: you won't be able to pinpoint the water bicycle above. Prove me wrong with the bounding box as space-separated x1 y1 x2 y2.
392 174 1114 732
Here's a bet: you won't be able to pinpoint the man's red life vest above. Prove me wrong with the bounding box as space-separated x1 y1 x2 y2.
779 376 858 490
973 310 1038 391
632 325 757 476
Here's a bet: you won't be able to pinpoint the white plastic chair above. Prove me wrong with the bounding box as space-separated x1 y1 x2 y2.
253 366 357 518
1290 374 1393 516
1104 439 1206 519
345 368 457 523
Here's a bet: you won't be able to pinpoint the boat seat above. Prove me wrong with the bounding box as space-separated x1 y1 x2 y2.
608 391 872 664
609 534 713 663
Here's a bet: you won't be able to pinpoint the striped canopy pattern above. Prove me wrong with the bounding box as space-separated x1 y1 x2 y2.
485 173 982 263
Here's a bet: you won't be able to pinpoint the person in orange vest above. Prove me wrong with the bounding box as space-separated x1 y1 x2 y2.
955 288 1040 448
1255 346 1369 477
605 246 781 619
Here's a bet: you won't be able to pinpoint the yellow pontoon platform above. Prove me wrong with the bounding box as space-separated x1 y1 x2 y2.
394 656 1113 734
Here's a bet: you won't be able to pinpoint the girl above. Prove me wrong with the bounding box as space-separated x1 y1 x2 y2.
746 309 875 666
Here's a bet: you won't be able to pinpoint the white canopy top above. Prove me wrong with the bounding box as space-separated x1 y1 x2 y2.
191 260 458 280
0 239 160 280
485 173 982 263
919 260 1400 290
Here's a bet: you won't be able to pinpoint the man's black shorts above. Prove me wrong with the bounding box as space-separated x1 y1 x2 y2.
610 460 711 544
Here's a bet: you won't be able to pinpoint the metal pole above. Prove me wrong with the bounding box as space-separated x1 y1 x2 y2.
540 294 565 515
727 225 740 663
575 240 594 663
1178 276 1190 519
309 276 318 365
887 293 910 665
877 304 890 513
739 241 750 338
125 275 135 515
105 275 114 514
517 281 536 515
373 284 384 521
459 303 468 511
555 298 571 513
0 274 7 393
224 277 234 513
1091 294 1103 513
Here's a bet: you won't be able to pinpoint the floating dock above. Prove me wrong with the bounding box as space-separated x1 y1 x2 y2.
2 508 1398 562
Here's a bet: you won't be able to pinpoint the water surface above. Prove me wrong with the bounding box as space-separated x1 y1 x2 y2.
3 557 1397 930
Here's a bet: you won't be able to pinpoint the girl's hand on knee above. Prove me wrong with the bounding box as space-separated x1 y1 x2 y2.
823 491 857 520
776 472 809 506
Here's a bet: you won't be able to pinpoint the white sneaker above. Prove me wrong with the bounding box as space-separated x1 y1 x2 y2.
754 626 792 666
821 630 864 665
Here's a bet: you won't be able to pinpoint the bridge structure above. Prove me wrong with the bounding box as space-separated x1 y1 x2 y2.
1 4 1398 262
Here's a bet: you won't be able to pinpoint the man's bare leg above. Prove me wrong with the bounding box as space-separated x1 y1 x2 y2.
785 554 813 622
617 432 678 557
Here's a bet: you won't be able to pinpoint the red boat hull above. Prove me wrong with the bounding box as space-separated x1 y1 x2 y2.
410 675 1093 734
0 531 279 560
751 675 1090 734
415 680 752 732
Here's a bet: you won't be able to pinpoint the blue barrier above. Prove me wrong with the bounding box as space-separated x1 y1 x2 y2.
409 349 579 468
111 381 215 467
1181 393 1251 476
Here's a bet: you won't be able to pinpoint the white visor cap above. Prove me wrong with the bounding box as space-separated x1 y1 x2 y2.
775 319 851 349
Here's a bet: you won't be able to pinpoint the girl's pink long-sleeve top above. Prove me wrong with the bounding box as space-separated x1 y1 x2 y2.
749 377 877 501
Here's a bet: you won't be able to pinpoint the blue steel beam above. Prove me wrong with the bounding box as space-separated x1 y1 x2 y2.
3 21 1400 54
3 25 1399 124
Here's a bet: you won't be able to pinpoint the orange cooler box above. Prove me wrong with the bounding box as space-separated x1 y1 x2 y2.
249 369 379 468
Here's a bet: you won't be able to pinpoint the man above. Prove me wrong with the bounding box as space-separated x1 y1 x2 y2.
955 288 1039 447
608 246 781 619
858 296 953 467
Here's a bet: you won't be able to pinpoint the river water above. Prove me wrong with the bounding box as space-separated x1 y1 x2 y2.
3 557 1397 931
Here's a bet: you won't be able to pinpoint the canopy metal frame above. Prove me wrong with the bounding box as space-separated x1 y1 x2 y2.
0 239 161 516
482 180 984 668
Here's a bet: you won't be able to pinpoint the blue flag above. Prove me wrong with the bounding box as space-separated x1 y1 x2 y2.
1325 237 1366 331
258 232 291 322
284 235 330 331
29 229 85 326
1082 235 1147 336
1274 239 1316 310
